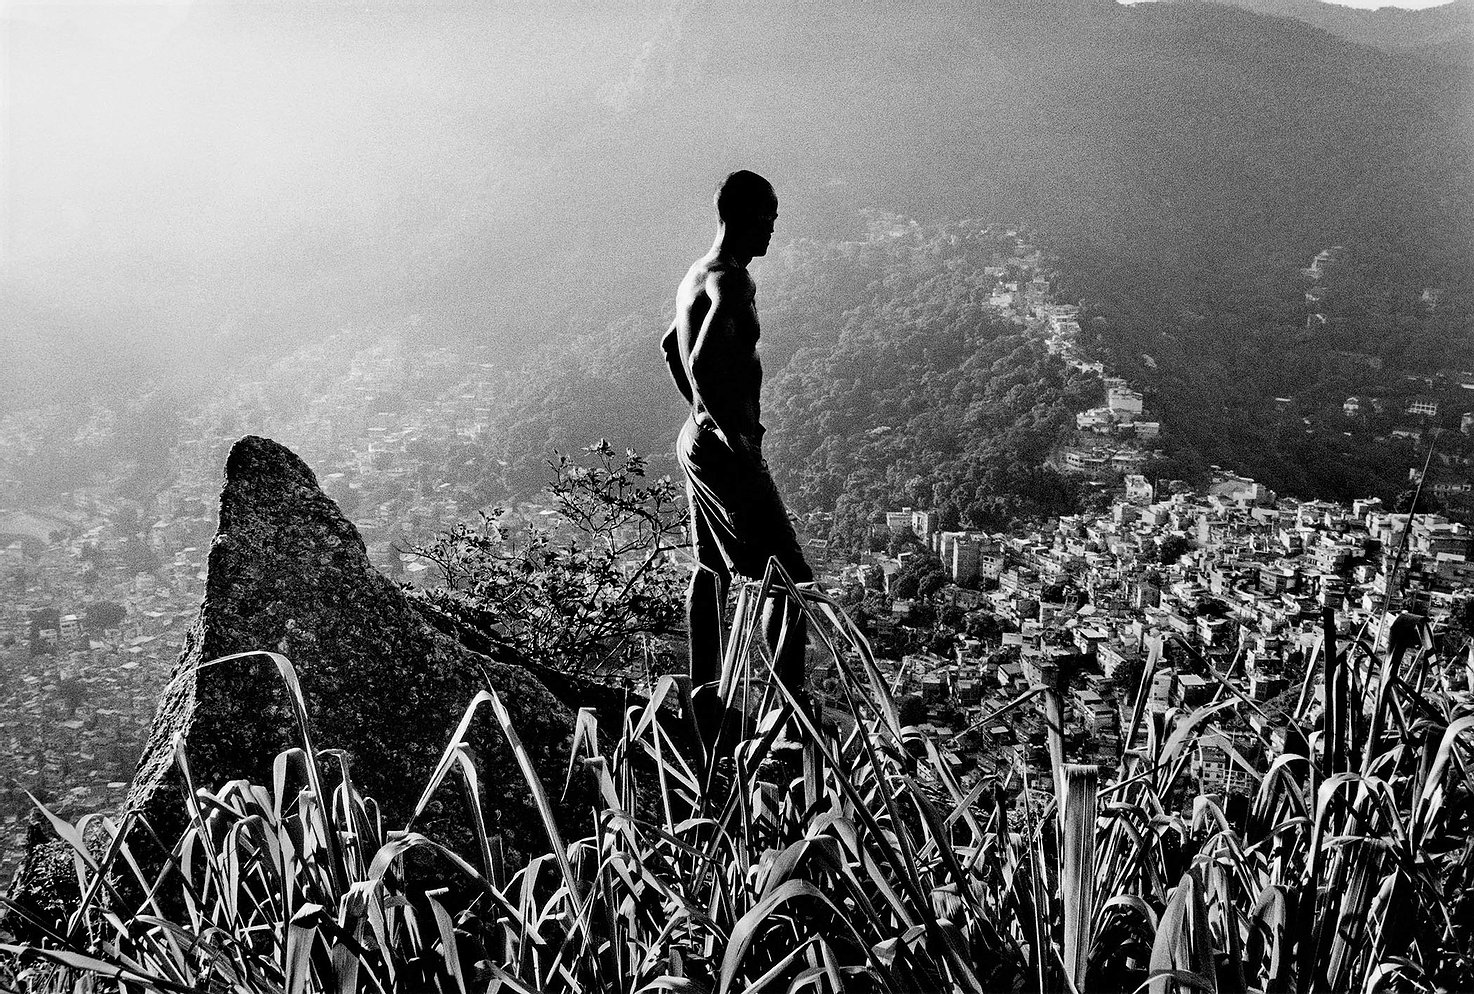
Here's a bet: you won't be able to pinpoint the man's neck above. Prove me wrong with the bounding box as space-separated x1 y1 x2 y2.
711 227 753 269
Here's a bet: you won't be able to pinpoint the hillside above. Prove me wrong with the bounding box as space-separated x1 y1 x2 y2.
482 0 1474 515
484 219 1102 544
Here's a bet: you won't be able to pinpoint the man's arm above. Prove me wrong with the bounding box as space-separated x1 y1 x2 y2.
688 269 760 457
661 321 694 406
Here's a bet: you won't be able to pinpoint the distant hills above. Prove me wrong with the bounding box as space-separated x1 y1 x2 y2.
1197 0 1473 63
3 0 1468 507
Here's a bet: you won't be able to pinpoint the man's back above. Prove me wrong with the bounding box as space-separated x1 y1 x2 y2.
670 255 764 448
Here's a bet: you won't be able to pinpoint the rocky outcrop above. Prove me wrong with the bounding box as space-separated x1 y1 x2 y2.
127 435 587 858
2 815 78 942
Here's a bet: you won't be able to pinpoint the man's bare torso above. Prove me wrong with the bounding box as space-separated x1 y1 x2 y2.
673 253 764 445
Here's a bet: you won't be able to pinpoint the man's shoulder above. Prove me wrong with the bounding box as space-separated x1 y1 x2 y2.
704 262 754 299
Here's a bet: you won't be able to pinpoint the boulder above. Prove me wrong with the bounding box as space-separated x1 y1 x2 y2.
127 435 586 858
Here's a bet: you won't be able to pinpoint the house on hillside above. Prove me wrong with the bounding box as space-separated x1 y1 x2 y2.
884 510 913 535
1124 475 1154 502
1425 470 1473 500
1406 396 1439 418
1106 387 1144 419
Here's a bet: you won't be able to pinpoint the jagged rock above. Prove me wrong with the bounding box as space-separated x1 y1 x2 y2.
126 435 586 858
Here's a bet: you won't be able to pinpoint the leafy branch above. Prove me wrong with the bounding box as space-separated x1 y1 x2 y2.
409 440 687 673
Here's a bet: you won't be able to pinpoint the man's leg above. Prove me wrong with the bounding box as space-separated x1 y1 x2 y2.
686 494 732 750
688 565 731 752
687 564 726 689
762 588 807 702
739 454 814 708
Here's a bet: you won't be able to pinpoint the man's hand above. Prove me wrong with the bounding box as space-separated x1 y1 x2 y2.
728 431 763 467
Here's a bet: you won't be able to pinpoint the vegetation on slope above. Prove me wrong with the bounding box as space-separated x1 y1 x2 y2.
441 0 1474 520
759 220 1100 544
487 218 1100 547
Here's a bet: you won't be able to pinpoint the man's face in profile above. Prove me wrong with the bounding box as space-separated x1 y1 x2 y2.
748 206 777 257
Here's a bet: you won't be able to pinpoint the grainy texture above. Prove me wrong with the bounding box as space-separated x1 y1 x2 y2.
127 435 581 857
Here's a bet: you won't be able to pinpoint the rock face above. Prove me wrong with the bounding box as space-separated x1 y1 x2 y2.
128 435 583 857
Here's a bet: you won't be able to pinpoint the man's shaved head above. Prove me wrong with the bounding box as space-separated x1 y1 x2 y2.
715 170 777 222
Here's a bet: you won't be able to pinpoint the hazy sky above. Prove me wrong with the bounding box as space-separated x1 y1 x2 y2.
1120 0 1456 5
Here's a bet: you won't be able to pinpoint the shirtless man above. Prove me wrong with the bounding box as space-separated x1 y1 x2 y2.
662 170 813 711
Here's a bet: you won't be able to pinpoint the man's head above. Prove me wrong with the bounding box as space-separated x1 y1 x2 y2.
714 170 777 257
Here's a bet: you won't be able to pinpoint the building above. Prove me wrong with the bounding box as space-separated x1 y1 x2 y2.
1073 627 1109 656
1177 673 1213 708
1196 617 1230 648
911 510 940 544
948 538 987 586
1196 732 1255 797
1071 688 1116 733
1064 449 1110 476
1107 387 1144 419
1146 669 1176 714
1406 396 1439 418
1098 642 1144 683
1250 672 1288 702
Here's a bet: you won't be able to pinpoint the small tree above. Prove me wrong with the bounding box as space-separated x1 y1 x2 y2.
56 676 86 716
84 601 125 635
411 441 686 673
917 571 948 600
1158 533 1191 565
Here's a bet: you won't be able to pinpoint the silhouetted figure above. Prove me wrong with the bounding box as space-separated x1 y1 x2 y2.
662 170 812 724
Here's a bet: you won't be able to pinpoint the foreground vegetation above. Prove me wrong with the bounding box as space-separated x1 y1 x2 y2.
3 566 1472 992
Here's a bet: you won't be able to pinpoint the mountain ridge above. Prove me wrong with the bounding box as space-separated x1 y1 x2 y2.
1187 0 1474 63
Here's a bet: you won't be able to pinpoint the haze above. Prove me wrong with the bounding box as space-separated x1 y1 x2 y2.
2 0 1469 415
3 1 713 408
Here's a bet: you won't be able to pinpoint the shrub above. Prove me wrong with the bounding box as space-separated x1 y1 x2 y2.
410 440 686 674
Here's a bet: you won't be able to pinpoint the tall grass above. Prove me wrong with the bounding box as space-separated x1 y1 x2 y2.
3 569 1472 992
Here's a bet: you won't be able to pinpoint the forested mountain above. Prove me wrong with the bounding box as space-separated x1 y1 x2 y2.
479 0 1471 518
6 0 1469 511
484 219 1100 545
760 229 1101 544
